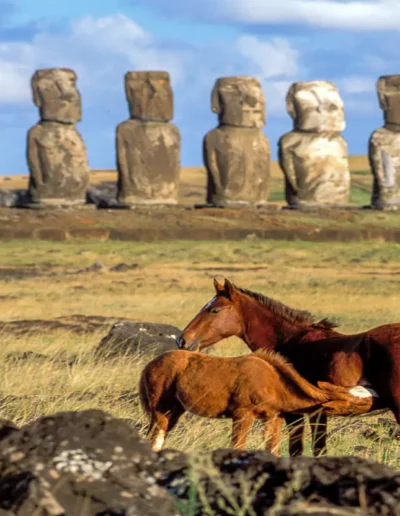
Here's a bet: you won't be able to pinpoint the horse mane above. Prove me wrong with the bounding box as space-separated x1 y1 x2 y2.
235 286 338 329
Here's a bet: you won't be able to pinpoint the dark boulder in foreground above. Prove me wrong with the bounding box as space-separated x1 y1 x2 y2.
0 408 400 515
0 409 176 515
94 321 181 359
157 448 400 515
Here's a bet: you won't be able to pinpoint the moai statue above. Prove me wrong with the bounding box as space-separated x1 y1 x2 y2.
27 68 90 206
279 81 350 208
203 76 271 206
369 75 400 210
116 71 181 205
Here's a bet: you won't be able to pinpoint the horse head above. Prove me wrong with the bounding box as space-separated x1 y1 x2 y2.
176 278 243 352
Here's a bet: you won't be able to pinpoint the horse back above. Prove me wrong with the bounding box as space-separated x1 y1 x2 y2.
278 333 367 386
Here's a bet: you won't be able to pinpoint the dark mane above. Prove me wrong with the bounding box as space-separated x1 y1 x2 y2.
235 286 338 329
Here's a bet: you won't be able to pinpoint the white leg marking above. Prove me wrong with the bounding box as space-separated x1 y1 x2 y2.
152 430 166 452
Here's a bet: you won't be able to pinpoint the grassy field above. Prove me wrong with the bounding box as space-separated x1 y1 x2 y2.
0 238 400 468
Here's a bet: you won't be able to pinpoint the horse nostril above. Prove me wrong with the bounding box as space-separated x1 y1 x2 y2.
176 336 186 349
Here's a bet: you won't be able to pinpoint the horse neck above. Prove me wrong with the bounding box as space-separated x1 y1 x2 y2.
238 295 305 351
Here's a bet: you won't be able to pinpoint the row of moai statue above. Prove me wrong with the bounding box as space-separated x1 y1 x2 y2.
26 68 400 210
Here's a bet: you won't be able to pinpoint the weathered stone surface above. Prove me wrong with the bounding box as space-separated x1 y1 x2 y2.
157 449 400 515
27 68 90 206
117 120 180 205
94 321 181 359
204 126 271 205
279 81 350 207
287 80 345 133
204 76 271 206
124 71 173 122
86 181 118 208
0 409 176 515
31 68 81 124
279 132 350 206
27 122 90 206
212 76 266 128
0 418 18 442
369 75 400 209
0 190 28 208
0 409 399 514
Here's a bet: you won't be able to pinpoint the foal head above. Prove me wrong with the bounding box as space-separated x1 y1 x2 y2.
177 278 243 351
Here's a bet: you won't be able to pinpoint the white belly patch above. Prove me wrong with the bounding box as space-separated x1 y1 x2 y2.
348 385 379 399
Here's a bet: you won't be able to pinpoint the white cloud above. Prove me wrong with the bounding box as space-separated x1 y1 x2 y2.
0 15 301 120
0 61 32 102
207 0 400 30
0 14 187 104
236 36 299 80
339 76 377 94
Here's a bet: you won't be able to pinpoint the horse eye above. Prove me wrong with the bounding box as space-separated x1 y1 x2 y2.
210 308 221 314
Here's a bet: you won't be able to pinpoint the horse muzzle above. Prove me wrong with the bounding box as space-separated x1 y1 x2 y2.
176 335 200 351
176 336 186 349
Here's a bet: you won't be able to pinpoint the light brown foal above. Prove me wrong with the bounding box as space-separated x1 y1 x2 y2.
139 349 363 453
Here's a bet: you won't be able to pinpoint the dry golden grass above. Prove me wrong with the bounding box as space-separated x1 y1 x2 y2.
0 238 400 468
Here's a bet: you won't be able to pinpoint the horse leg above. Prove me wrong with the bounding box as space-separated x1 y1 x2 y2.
284 413 305 456
147 403 185 452
231 411 254 450
147 411 169 451
309 411 328 457
264 416 283 456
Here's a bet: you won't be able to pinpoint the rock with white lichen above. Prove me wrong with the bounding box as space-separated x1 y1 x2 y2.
0 409 176 515
94 321 181 359
1 409 400 515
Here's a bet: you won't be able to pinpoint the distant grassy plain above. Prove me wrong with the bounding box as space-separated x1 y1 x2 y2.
1 238 400 468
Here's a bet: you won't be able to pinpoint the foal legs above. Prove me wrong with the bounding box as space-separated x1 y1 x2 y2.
284 413 305 456
231 411 255 450
264 416 283 456
147 403 185 452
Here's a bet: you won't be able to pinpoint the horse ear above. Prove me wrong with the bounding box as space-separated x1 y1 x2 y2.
213 278 225 293
223 278 236 299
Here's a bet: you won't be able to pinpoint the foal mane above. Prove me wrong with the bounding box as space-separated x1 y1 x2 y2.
252 349 292 368
252 349 330 402
235 286 338 329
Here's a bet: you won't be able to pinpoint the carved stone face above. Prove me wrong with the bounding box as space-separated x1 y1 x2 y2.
31 68 81 124
377 75 400 126
287 81 345 133
125 71 173 122
212 76 266 128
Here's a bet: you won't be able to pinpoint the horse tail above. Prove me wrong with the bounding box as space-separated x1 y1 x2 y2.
253 349 330 403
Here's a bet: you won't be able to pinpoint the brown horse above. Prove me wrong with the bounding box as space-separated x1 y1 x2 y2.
177 278 399 456
139 349 366 452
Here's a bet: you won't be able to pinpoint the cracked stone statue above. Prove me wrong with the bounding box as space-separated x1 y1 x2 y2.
27 68 90 206
116 71 181 205
369 75 400 210
279 81 350 208
203 76 271 206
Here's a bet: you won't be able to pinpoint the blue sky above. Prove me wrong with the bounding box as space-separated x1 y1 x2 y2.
0 0 399 173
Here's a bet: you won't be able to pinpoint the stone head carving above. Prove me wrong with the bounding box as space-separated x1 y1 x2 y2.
286 81 345 132
211 76 266 128
31 68 81 124
124 71 173 122
377 75 400 127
